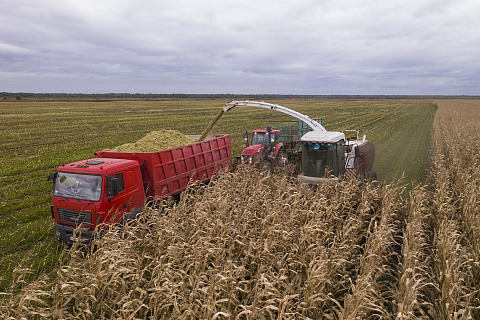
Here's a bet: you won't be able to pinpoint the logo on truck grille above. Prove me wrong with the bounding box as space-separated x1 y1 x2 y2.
57 208 92 226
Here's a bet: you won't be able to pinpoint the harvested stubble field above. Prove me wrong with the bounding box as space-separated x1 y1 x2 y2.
3 98 477 319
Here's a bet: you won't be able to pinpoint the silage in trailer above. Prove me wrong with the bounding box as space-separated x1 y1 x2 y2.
115 130 194 152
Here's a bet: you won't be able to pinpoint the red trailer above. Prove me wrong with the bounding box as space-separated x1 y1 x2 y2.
48 134 232 244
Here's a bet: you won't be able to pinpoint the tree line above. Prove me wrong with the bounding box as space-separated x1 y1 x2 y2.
1 92 479 101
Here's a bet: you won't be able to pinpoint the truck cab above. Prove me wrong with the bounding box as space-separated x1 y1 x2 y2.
49 158 145 244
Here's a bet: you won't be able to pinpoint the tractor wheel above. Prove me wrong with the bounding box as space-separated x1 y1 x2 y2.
259 160 272 176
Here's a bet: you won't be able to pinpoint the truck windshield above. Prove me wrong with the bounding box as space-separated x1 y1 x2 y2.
302 143 338 178
54 173 102 201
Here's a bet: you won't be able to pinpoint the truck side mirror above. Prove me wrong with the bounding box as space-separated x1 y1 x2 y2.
47 171 58 189
47 171 58 182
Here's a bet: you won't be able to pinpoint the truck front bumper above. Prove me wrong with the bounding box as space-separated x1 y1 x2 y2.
55 223 95 245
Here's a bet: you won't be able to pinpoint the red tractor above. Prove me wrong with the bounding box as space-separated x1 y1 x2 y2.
241 127 288 175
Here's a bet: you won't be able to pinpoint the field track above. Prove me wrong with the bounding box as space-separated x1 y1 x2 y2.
3 99 476 318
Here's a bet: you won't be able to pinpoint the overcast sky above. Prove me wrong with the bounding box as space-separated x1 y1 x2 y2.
1 0 479 95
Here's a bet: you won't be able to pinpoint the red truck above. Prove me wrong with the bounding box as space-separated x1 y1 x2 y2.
47 134 232 244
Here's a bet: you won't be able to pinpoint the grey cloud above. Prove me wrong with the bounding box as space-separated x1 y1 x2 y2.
0 0 478 94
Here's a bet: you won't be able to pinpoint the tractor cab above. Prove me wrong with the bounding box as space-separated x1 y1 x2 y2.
249 129 281 148
241 128 282 166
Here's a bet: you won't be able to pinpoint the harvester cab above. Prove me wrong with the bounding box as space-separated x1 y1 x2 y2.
299 131 346 181
298 130 376 183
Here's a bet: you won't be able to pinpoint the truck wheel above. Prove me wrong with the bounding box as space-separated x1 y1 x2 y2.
259 160 272 176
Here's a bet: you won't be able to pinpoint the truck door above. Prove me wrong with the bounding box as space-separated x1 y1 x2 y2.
104 169 145 225
105 172 129 224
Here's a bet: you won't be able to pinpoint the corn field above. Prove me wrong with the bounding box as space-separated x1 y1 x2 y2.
1 100 480 319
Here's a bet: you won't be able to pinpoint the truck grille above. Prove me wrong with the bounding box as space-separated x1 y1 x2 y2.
57 208 92 227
